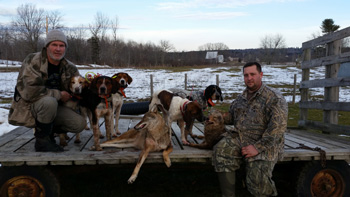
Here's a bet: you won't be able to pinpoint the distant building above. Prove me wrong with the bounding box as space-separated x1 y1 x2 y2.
205 51 224 63
205 51 218 59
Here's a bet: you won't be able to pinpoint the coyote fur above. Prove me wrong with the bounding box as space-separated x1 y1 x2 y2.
100 105 173 184
189 109 226 149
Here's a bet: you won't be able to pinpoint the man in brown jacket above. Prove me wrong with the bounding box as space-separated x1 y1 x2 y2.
8 29 86 152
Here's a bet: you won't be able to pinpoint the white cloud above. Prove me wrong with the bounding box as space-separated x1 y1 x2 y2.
174 11 247 20
155 0 302 10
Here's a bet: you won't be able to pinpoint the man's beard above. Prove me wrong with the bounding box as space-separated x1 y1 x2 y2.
48 50 65 62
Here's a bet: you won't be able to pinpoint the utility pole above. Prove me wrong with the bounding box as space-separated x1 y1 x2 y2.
46 16 48 34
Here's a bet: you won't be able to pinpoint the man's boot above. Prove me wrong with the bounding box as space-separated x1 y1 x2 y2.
34 120 64 152
218 172 236 197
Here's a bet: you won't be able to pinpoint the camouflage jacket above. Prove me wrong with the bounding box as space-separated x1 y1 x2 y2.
8 47 79 127
227 83 288 162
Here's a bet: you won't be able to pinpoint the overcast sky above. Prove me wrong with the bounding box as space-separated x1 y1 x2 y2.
1 0 349 51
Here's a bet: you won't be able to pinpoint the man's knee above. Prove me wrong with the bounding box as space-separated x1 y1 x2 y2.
67 114 87 133
32 97 58 123
212 136 242 172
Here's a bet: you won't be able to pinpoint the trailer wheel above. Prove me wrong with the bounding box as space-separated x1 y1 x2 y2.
0 166 60 197
296 160 350 197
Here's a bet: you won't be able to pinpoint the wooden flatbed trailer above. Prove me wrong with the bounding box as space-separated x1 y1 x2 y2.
0 115 349 196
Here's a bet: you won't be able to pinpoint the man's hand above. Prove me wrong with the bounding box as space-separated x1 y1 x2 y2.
60 91 71 102
241 145 259 158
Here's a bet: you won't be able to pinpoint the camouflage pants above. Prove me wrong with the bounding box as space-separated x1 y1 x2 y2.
212 134 278 196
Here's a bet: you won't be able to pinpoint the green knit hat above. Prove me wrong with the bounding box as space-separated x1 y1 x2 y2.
45 29 68 48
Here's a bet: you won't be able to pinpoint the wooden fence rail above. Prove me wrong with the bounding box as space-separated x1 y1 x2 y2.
300 26 350 135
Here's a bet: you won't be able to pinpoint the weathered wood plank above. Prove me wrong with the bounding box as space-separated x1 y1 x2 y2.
286 132 343 150
300 78 350 89
1 116 350 167
0 127 32 146
0 129 34 153
299 101 350 112
298 120 350 135
302 26 350 48
301 51 350 69
288 129 350 149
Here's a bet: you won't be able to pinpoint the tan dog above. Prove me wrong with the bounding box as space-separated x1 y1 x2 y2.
60 75 91 146
101 105 173 184
189 109 226 149
111 72 133 136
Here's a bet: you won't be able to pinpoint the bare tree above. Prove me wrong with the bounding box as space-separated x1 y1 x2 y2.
159 40 174 66
309 31 321 40
198 42 229 51
12 3 46 53
65 26 88 63
260 34 286 64
159 40 174 52
47 10 64 31
111 16 119 41
89 12 110 64
89 12 110 41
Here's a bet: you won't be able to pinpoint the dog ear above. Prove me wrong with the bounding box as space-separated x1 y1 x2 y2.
216 86 223 101
185 102 205 122
204 85 215 100
89 77 99 94
127 74 133 85
158 90 173 111
111 77 120 94
186 96 193 101
150 104 158 113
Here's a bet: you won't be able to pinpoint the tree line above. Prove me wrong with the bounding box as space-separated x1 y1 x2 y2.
0 4 346 67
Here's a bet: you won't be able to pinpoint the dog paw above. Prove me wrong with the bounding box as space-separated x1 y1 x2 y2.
89 145 103 151
164 159 171 168
190 134 198 138
127 176 137 184
60 141 68 147
182 140 190 145
64 134 70 140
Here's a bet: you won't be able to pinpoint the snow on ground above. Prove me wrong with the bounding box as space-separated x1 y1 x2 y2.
0 59 349 136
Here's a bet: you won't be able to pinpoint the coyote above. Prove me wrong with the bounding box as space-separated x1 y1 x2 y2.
101 105 173 184
189 109 226 149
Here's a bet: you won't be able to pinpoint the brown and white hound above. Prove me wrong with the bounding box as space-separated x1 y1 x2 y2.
80 75 118 151
60 75 91 146
111 72 133 136
149 89 205 145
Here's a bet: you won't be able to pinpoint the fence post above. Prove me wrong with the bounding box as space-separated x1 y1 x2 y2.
323 40 341 128
299 48 311 127
216 75 219 86
150 74 153 96
292 74 297 104
185 74 187 90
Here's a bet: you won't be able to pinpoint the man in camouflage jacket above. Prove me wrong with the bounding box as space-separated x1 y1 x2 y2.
8 29 86 152
212 62 288 197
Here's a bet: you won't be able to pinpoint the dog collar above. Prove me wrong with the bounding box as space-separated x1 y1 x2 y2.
99 94 112 108
118 88 126 98
70 94 83 101
207 98 215 106
180 100 190 116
